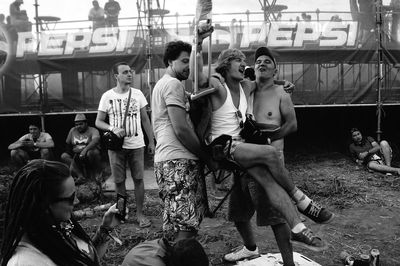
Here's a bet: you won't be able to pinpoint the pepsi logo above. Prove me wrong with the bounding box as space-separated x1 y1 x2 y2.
0 25 11 74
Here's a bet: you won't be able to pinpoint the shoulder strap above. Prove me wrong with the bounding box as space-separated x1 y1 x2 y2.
122 88 132 128
247 85 255 116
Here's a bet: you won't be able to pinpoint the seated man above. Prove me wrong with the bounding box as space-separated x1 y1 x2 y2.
61 113 102 184
121 237 209 266
349 127 400 175
8 122 54 167
192 46 334 252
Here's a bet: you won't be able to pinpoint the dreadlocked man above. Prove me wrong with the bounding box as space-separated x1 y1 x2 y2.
1 160 121 266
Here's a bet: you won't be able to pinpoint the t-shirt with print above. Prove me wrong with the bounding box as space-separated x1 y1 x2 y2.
66 126 100 153
151 74 198 162
98 88 147 149
18 132 53 152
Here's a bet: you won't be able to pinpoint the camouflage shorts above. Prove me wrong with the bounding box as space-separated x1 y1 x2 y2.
154 159 207 233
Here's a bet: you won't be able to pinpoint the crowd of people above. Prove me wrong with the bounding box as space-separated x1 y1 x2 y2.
2 15 400 266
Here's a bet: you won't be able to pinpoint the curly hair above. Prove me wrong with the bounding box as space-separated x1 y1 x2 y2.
163 41 192 67
214 48 246 78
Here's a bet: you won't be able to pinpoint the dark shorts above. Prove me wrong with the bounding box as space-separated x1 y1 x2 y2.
154 159 207 233
27 150 41 160
228 175 286 226
108 147 144 183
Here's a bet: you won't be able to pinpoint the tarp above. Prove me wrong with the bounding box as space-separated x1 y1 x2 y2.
1 4 400 115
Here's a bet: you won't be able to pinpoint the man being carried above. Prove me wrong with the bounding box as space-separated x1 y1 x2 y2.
193 47 334 252
61 113 102 184
8 122 54 168
224 47 298 264
349 127 400 175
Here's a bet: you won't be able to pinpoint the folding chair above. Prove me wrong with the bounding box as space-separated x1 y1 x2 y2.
201 134 247 218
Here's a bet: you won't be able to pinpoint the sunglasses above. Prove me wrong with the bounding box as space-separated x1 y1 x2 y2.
53 192 76 205
235 110 244 129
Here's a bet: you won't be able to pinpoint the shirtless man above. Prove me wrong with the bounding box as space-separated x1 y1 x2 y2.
193 46 334 253
224 47 297 264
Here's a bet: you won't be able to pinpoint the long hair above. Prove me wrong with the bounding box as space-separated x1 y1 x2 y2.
1 160 99 266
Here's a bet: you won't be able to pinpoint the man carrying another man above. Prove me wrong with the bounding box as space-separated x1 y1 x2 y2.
193 45 334 252
224 47 298 265
61 113 102 184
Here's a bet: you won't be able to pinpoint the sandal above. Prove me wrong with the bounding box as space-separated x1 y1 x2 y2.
138 217 152 228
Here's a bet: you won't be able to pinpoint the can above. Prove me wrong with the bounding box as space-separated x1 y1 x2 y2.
340 251 355 265
369 249 380 266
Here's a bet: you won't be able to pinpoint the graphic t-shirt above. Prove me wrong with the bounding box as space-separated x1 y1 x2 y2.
66 126 100 152
98 88 147 149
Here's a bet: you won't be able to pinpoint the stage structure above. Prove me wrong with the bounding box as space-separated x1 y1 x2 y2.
137 0 169 102
1 0 400 140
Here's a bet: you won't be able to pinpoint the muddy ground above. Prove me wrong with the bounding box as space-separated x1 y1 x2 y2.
1 151 400 265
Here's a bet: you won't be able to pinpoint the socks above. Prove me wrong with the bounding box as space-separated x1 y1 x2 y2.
291 187 311 211
245 245 257 252
291 223 306 233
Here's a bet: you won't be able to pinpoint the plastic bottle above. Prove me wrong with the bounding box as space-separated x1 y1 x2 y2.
369 249 380 266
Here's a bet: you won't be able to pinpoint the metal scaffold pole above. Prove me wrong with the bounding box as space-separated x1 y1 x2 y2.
375 0 383 142
146 0 154 104
34 0 46 132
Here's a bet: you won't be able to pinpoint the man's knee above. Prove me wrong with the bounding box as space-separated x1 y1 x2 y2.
10 149 27 161
61 152 72 163
87 149 101 161
380 140 391 150
260 145 281 164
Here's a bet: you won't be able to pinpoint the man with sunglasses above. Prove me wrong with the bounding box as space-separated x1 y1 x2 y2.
61 113 102 185
192 47 334 255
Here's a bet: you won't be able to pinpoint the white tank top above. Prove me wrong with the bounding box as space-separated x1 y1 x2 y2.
209 83 247 142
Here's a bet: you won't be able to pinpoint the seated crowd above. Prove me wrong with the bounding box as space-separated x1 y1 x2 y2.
3 27 398 266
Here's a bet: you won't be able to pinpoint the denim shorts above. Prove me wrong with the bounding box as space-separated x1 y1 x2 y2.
108 147 144 183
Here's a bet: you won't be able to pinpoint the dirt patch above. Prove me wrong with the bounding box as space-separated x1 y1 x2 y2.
1 152 400 265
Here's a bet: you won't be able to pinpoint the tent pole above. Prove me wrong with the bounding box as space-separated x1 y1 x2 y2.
375 0 383 142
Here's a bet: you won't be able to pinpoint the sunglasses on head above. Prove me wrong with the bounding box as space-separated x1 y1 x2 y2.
52 192 76 204
235 110 244 129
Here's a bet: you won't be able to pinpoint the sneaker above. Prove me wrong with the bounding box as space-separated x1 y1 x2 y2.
299 201 334 224
291 228 328 252
223 246 260 262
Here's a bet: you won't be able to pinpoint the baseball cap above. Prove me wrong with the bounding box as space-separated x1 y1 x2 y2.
74 113 87 122
254 47 276 67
